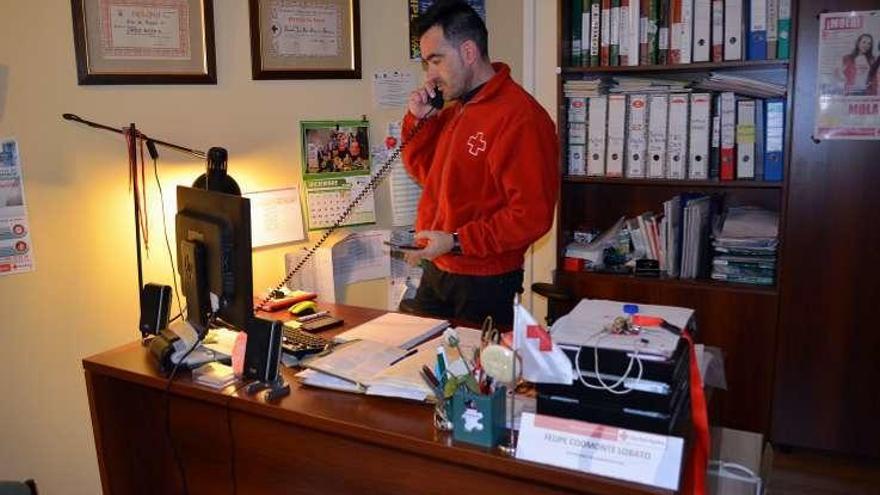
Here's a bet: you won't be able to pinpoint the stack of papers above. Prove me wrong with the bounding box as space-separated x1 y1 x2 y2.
333 312 449 350
690 72 787 98
563 78 608 97
551 299 693 359
609 76 689 94
298 327 482 401
192 362 237 390
711 207 779 285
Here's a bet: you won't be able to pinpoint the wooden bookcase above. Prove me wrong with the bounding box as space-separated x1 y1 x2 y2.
551 0 797 435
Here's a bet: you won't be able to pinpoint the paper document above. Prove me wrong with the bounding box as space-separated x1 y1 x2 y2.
245 187 305 248
334 312 449 350
305 339 409 387
298 327 482 401
550 299 693 359
372 69 417 108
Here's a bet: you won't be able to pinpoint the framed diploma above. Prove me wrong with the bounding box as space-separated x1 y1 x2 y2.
70 0 217 85
249 0 362 80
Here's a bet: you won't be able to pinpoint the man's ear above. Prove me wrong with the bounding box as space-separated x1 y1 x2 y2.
459 39 480 66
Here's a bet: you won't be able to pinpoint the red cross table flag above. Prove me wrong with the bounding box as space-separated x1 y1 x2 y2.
512 303 573 384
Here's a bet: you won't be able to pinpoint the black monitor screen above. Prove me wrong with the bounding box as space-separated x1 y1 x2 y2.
176 186 253 333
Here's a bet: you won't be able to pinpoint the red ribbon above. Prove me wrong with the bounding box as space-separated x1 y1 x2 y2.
681 330 709 495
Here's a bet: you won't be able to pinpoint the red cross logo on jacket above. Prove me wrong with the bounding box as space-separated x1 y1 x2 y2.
467 132 487 156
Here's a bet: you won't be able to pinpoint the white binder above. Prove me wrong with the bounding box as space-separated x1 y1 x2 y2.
724 0 743 60
568 121 587 175
625 94 648 178
666 94 690 179
626 0 641 66
688 93 712 179
606 94 627 177
680 0 694 64
568 97 587 123
647 94 669 179
711 0 724 61
568 144 586 175
587 96 608 176
693 0 711 62
736 99 757 179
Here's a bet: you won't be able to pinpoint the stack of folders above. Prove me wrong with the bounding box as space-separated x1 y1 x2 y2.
711 206 779 285
192 362 237 390
607 194 714 279
565 87 785 182
566 0 791 67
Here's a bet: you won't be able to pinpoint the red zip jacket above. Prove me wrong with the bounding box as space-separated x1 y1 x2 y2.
402 63 559 276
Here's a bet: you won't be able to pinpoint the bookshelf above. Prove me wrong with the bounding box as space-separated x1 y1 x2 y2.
551 0 796 435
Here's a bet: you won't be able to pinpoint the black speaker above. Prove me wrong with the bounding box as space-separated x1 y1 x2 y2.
139 283 171 337
243 317 283 383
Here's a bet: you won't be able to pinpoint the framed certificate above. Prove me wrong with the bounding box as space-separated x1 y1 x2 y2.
248 0 362 80
70 0 217 85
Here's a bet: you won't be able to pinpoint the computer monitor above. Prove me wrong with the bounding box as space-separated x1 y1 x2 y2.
175 186 253 335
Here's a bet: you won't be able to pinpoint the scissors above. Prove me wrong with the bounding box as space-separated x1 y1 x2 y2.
480 316 501 347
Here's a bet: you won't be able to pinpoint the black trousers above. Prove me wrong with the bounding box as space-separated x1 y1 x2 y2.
400 261 523 327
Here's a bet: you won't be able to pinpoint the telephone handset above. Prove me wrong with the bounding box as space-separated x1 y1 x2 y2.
255 88 443 311
429 87 444 110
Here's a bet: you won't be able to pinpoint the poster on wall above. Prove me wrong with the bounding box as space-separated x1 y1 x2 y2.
408 0 485 60
300 120 376 230
0 138 35 275
815 10 880 140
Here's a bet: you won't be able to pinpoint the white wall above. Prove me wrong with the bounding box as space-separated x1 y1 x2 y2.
0 1 556 492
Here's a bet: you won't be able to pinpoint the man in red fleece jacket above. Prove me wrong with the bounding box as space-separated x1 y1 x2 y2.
399 0 558 325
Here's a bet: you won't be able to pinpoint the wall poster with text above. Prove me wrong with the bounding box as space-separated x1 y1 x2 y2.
815 10 880 140
0 139 35 275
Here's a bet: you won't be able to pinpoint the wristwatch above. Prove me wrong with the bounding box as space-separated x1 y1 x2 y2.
450 232 462 255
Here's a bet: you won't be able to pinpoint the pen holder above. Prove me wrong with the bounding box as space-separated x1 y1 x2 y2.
451 386 506 448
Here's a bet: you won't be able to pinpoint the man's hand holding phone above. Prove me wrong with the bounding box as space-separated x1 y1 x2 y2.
403 231 454 266
408 81 443 119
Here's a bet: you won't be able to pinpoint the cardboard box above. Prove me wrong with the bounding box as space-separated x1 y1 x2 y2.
707 427 773 495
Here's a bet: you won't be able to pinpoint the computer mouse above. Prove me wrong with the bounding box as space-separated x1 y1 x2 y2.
289 300 317 316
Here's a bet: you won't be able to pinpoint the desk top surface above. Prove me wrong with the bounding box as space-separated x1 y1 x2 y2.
83 303 677 495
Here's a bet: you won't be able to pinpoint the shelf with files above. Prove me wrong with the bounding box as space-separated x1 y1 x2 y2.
553 0 795 435
561 59 790 75
562 176 784 188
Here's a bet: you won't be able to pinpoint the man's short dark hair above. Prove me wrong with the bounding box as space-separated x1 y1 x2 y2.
415 1 489 59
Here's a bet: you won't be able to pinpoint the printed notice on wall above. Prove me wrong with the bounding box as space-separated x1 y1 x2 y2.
372 69 417 108
815 11 880 140
101 0 191 59
0 138 35 275
245 187 306 248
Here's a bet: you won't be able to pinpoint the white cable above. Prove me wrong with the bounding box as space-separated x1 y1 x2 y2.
574 329 644 395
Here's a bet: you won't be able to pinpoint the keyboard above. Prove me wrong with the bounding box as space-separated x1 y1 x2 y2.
281 325 331 360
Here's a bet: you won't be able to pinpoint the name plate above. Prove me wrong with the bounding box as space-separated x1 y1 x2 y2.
515 413 683 490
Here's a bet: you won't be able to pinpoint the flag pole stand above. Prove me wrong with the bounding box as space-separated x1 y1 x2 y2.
499 294 521 457
498 348 518 457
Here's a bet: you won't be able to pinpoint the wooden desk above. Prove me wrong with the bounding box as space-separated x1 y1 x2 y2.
84 304 680 495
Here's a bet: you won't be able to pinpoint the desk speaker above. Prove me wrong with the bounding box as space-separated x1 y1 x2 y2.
139 283 171 337
244 317 283 383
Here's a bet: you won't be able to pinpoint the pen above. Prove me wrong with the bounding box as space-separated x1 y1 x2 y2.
420 369 444 399
388 348 418 366
420 365 440 388
297 310 329 322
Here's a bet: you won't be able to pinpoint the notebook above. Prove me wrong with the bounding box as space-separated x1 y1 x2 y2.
333 312 450 350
